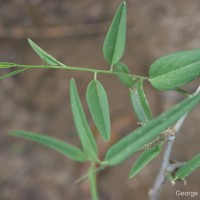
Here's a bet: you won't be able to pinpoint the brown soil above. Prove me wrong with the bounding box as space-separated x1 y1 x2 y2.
0 0 200 199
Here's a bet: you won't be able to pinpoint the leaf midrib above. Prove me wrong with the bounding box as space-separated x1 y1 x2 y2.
150 60 200 81
111 3 126 65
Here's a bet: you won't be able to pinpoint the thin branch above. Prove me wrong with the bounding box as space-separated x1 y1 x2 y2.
14 63 147 80
149 85 200 200
166 161 185 173
89 162 99 200
149 136 175 200
74 165 105 185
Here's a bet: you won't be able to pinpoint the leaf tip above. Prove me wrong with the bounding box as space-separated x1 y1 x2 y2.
27 38 33 44
105 137 110 142
128 172 135 179
8 130 18 136
70 78 75 84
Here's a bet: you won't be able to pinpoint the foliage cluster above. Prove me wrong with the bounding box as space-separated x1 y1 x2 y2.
1 2 200 199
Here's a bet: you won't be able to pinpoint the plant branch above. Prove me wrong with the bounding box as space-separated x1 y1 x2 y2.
149 136 175 200
149 85 200 200
14 63 147 80
74 165 105 185
175 88 192 97
89 163 99 200
166 161 185 174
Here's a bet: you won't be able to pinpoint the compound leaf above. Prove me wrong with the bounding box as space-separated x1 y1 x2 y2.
70 79 98 161
149 48 200 90
175 153 200 180
130 79 152 124
105 93 200 165
103 2 127 65
10 130 87 162
28 38 64 66
129 144 162 178
86 80 111 141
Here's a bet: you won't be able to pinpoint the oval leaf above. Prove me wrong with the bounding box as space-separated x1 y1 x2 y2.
0 62 15 68
9 130 87 162
105 93 200 165
86 80 111 141
130 79 152 124
175 153 200 180
70 79 98 161
28 38 64 66
0 68 27 80
129 144 162 179
114 62 134 87
103 2 127 65
149 48 200 90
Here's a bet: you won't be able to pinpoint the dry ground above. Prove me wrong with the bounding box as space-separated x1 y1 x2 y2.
0 0 200 199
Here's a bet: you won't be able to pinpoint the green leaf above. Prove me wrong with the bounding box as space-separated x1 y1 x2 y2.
9 130 87 162
0 62 15 68
70 79 98 161
103 2 127 65
86 80 111 142
28 38 64 66
113 62 134 87
175 153 200 180
130 79 152 124
105 93 200 165
0 68 27 80
129 144 162 178
149 48 200 90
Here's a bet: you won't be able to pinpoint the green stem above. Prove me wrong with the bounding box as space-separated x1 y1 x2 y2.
94 72 98 80
15 64 147 80
174 88 192 97
75 164 106 185
89 163 99 200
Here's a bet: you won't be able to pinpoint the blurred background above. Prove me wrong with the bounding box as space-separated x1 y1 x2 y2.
0 0 200 199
